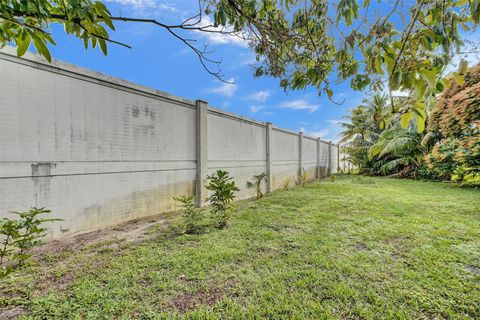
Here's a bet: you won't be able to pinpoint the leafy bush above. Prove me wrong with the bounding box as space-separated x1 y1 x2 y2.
173 196 204 234
205 170 239 229
246 172 268 199
1 207 60 278
329 175 336 182
282 178 291 191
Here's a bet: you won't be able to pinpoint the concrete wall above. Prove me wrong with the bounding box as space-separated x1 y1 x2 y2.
270 128 299 190
207 109 267 199
0 48 339 239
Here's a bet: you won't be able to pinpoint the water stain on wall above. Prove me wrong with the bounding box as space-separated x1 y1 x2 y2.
31 163 56 207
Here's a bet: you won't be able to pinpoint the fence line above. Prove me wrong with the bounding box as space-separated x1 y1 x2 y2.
0 47 340 239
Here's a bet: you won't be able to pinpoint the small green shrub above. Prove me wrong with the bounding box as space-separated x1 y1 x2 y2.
173 196 204 234
246 172 268 199
329 175 336 182
205 170 239 229
1 207 60 278
297 168 310 187
282 178 291 191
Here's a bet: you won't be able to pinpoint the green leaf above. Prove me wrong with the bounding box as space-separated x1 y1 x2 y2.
374 55 384 74
15 30 31 57
414 79 426 97
417 116 425 133
98 38 107 55
32 35 51 62
419 68 436 89
390 71 402 90
400 112 411 128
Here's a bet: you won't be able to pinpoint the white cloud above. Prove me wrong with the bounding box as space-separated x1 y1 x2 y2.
262 111 274 116
246 90 271 102
310 130 329 138
208 78 237 97
250 105 264 114
326 119 342 125
239 53 257 66
281 100 319 112
299 128 329 138
195 15 249 47
106 0 177 11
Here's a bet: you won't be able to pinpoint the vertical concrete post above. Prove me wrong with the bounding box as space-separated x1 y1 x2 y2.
337 144 340 173
195 100 208 207
316 138 321 179
298 132 303 176
266 122 272 193
327 141 332 176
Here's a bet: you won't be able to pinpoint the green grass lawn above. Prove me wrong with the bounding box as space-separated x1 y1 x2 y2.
1 175 479 319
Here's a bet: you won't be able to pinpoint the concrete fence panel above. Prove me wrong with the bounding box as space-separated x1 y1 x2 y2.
302 137 317 179
207 109 267 200
270 128 300 190
318 141 330 177
0 48 339 239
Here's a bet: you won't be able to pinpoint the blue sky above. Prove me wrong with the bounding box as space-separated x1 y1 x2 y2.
41 0 479 142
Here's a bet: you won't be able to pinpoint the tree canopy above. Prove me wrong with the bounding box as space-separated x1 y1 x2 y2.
1 0 479 123
339 64 479 185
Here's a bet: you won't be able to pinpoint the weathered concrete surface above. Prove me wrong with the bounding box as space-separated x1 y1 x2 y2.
0 48 196 238
303 137 318 179
207 110 267 200
271 128 300 190
0 47 339 239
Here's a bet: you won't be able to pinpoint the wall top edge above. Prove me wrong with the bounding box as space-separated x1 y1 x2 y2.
272 126 334 145
0 46 338 146
0 46 196 107
207 106 267 127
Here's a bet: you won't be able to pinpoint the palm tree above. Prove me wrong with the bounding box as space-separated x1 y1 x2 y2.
246 172 268 199
339 94 389 173
368 125 425 177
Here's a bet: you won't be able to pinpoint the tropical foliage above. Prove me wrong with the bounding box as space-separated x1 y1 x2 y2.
340 64 480 186
339 94 387 174
369 126 424 176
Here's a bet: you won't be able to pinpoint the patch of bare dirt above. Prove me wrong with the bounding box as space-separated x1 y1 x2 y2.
354 242 368 251
168 279 235 312
32 214 167 256
169 287 224 312
0 214 170 316
466 265 480 275
0 307 25 320
383 236 408 260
